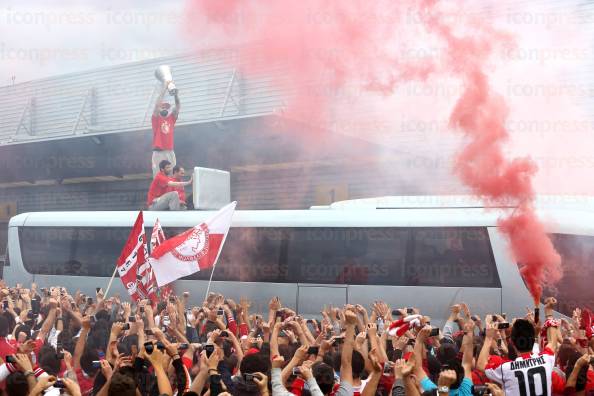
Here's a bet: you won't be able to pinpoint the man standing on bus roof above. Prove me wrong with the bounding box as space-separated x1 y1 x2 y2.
151 84 180 177
147 160 192 211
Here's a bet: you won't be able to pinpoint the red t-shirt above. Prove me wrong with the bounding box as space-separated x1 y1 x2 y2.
0 337 17 360
75 367 95 396
169 178 186 202
152 114 176 150
147 172 170 206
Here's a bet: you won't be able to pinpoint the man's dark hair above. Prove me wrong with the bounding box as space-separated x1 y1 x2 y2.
6 372 29 396
565 353 589 392
442 359 464 390
108 371 136 396
13 324 31 341
39 345 61 376
0 315 9 337
159 160 171 171
312 362 335 395
351 350 365 379
80 346 100 376
239 352 270 374
511 319 535 353
331 351 364 378
436 343 458 365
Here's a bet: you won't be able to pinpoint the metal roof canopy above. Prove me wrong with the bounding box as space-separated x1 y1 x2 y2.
0 50 286 146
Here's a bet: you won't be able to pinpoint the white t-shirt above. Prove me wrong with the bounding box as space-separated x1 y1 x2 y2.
485 347 555 396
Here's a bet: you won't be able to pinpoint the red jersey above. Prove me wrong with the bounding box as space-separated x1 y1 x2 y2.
147 172 170 206
151 113 176 150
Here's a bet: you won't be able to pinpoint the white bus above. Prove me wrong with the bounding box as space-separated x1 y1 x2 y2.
4 195 594 321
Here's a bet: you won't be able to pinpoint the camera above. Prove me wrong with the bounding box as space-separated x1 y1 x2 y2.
217 308 224 316
122 323 130 330
144 342 154 354
307 346 319 355
31 298 41 315
243 373 256 381
472 385 490 395
86 297 93 305
156 341 165 350
92 360 101 369
220 331 229 337
429 327 440 337
383 361 394 375
497 322 510 330
5 355 16 364
292 367 301 376
406 308 414 314
333 336 344 345
2 300 8 310
205 344 215 358
56 342 64 359
392 309 402 316
169 296 175 303
178 343 189 350
54 379 66 389
128 316 136 323
139 306 145 313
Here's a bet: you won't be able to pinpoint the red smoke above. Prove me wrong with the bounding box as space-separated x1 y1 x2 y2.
185 0 563 303
419 1 562 304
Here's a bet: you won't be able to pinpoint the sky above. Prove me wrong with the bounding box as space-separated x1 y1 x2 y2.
0 0 192 85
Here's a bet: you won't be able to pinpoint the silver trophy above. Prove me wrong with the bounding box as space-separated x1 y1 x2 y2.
155 65 177 96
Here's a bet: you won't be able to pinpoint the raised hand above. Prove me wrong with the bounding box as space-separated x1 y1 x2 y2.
345 310 358 326
368 348 382 372
271 354 284 369
269 296 281 311
394 357 415 378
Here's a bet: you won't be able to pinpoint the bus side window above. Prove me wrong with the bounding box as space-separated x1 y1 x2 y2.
542 234 594 317
408 227 500 288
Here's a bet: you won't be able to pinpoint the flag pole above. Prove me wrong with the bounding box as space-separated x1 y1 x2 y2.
103 265 119 298
205 263 217 300
204 201 236 301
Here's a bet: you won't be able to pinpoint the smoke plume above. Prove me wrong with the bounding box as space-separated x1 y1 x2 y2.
185 0 565 302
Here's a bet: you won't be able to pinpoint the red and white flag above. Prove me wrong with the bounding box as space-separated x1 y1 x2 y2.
149 202 236 286
150 218 166 252
117 212 150 301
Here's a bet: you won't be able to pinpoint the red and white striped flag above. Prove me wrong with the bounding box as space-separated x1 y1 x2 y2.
149 219 173 300
149 202 236 286
117 212 150 301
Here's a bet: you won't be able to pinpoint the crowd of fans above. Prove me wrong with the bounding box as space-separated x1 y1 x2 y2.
0 282 592 396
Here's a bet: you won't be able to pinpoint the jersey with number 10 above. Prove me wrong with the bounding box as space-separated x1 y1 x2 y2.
485 348 555 396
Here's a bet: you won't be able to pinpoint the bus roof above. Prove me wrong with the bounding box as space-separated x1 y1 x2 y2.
8 195 594 235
